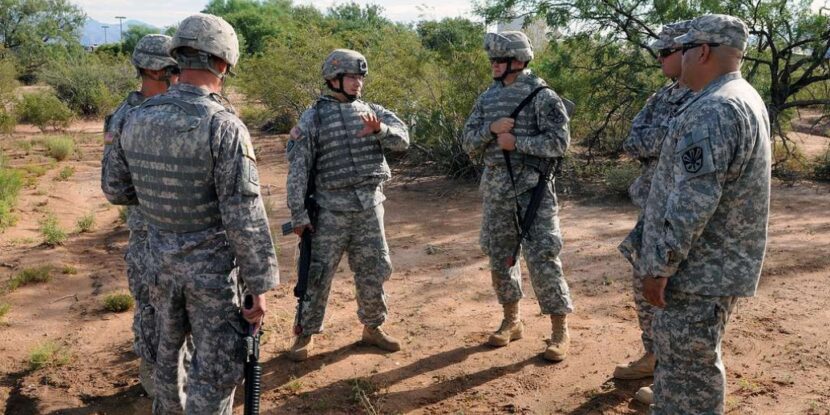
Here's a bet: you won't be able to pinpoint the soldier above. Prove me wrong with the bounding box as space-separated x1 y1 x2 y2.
101 33 180 397
639 14 770 414
614 21 694 404
101 13 279 414
285 49 409 361
461 32 573 362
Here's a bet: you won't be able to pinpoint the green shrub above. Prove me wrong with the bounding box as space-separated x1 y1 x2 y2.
75 212 94 232
103 292 134 312
55 165 75 181
40 54 136 117
61 265 78 274
772 140 809 182
39 214 67 246
44 136 75 161
814 146 830 182
8 265 53 291
0 168 23 231
0 302 10 323
17 92 73 132
28 341 71 370
603 162 640 196
0 109 15 134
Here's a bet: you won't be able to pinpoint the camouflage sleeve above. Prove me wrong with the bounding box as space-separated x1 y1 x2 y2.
623 88 669 158
285 108 317 227
368 103 409 151
514 88 570 158
100 133 138 205
211 113 279 294
461 94 493 158
643 104 739 277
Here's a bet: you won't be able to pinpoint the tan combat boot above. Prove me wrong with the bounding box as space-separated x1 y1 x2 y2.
362 325 402 352
634 384 654 405
488 301 523 347
613 352 656 379
543 314 570 362
288 335 314 362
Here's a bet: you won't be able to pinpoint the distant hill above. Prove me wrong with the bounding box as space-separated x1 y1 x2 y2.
81 18 159 46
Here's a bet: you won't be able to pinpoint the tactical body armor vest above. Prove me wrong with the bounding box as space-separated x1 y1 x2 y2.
314 98 389 190
479 74 547 169
121 92 227 233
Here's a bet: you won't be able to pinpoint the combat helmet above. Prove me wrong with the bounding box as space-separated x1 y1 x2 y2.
322 49 368 101
132 34 178 81
484 31 533 81
170 13 240 79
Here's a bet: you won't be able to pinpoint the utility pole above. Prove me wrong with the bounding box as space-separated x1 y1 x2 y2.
102 25 110 43
115 16 126 42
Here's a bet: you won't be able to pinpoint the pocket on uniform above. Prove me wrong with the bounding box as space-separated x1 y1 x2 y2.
137 304 158 363
208 318 246 387
686 303 722 362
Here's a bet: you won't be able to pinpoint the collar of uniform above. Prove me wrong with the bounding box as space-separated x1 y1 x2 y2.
319 94 362 105
170 83 213 97
674 71 742 115
666 81 693 105
126 91 146 106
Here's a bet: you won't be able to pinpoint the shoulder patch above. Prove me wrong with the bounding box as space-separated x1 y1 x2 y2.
674 128 715 179
682 146 704 173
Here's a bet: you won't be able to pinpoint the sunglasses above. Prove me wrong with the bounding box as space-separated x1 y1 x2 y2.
657 48 680 58
489 57 511 64
681 42 720 55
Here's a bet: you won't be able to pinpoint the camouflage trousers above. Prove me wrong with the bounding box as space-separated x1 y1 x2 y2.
632 270 656 354
651 290 738 415
150 266 246 415
125 228 152 360
480 184 573 315
296 204 393 334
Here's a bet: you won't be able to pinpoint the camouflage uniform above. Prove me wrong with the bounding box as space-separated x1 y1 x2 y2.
619 21 694 355
639 15 771 414
462 68 572 315
102 14 279 415
286 93 409 334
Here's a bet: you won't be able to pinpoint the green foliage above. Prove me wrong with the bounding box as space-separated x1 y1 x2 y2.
55 165 74 181
103 292 134 312
75 211 94 232
40 53 136 117
0 58 18 130
0 167 23 231
28 341 70 370
44 136 75 161
121 24 162 55
61 264 77 274
602 162 640 196
814 146 830 182
0 302 9 323
39 213 67 246
0 109 15 134
17 91 73 131
8 265 53 291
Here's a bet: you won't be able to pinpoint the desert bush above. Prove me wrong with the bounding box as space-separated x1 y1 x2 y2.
103 292 134 312
39 214 67 246
28 341 71 370
0 302 9 323
772 140 809 182
55 165 75 181
814 146 830 182
603 162 640 196
8 265 53 291
0 109 15 134
44 136 75 161
40 54 135 117
75 212 94 232
17 91 73 132
0 168 23 231
61 265 77 274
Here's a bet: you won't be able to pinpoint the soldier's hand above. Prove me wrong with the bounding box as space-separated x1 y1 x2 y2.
643 277 668 308
243 293 267 334
357 113 382 137
489 117 515 134
293 224 314 236
497 133 517 151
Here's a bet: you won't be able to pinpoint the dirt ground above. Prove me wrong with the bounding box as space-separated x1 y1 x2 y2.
0 119 829 415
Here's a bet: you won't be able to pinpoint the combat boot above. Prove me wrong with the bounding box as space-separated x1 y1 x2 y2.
634 385 653 405
613 352 656 379
488 301 523 347
543 314 570 362
362 325 402 352
138 359 155 398
288 335 314 362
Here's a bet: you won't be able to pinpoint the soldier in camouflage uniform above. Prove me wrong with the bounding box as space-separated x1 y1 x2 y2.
462 32 573 362
638 14 771 414
102 14 279 414
285 49 409 361
101 34 180 398
614 22 694 398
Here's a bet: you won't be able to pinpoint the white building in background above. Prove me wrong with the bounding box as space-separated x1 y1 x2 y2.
495 15 559 54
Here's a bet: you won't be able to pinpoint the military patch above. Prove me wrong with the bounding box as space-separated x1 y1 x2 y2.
682 146 704 173
549 105 566 125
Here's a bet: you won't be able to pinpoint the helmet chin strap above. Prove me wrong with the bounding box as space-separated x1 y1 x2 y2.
327 74 358 102
494 60 527 83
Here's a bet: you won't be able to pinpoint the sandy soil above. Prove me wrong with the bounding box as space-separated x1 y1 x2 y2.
0 121 829 415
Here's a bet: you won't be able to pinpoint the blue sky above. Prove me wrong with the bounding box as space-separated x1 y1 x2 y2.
73 0 479 27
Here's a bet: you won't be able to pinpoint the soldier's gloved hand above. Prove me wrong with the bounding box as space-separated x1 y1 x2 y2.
293 223 314 236
497 133 517 151
357 113 382 137
489 117 515 134
243 293 268 334
643 276 668 308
